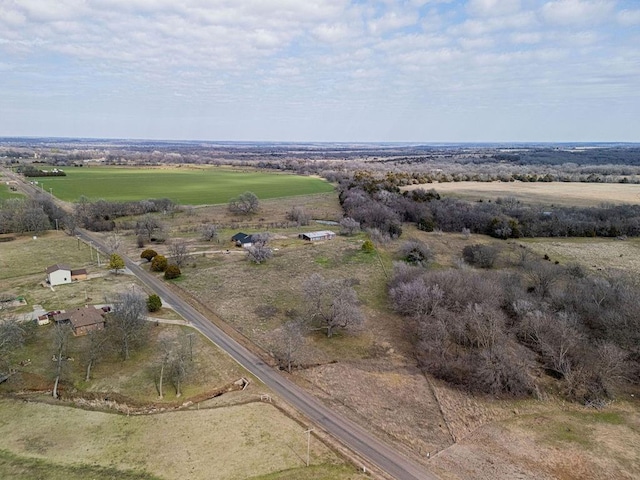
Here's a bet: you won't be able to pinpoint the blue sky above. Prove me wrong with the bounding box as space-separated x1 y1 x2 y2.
1 0 639 142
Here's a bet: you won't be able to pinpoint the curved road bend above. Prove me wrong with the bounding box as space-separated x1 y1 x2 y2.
78 229 439 480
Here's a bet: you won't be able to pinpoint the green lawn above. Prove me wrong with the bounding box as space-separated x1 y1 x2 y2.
0 183 22 200
35 166 334 204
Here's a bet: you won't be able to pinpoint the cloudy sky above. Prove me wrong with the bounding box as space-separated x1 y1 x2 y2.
1 0 639 142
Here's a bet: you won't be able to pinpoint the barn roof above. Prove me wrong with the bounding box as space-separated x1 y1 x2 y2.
300 230 336 240
46 264 71 274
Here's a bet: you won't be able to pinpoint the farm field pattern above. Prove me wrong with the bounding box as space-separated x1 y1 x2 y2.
36 166 334 204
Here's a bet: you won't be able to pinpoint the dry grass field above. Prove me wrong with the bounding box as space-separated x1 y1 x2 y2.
0 398 359 480
402 181 640 206
520 237 640 275
430 398 640 480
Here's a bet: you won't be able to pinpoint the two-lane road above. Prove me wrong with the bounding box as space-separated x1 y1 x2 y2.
77 228 439 480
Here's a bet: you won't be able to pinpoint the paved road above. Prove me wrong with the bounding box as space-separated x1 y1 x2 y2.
79 231 439 480
2 166 439 480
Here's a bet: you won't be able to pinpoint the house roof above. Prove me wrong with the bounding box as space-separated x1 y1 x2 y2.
46 264 72 274
69 307 104 329
231 232 252 243
52 312 71 323
71 268 87 276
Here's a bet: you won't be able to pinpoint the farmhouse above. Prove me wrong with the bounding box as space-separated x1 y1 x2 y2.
46 264 72 286
298 230 336 242
69 306 105 336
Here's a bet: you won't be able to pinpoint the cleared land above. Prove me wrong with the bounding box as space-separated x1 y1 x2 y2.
521 237 640 274
0 399 353 480
402 181 640 206
33 166 334 204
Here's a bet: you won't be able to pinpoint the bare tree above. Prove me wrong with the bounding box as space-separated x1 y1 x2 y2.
168 239 189 268
228 191 259 215
105 232 122 254
523 260 562 299
157 334 192 398
201 224 219 242
108 291 149 360
60 214 77 236
287 206 311 226
157 339 172 399
135 214 164 241
302 273 364 338
0 316 25 372
246 233 272 264
339 217 360 236
270 319 305 373
389 277 444 318
246 243 273 264
52 322 72 399
169 335 191 397
84 328 109 382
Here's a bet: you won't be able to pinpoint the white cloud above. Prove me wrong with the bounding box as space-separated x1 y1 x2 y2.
541 0 615 25
0 0 638 141
617 9 640 26
467 0 521 17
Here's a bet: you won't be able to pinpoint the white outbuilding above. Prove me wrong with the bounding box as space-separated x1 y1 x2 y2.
46 264 72 286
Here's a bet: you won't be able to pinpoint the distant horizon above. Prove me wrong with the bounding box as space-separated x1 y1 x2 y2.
1 136 639 148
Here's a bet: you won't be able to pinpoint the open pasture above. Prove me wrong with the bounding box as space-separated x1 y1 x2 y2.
36 166 333 204
0 398 352 480
402 181 640 207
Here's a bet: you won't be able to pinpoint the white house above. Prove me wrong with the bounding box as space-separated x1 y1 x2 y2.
46 264 72 286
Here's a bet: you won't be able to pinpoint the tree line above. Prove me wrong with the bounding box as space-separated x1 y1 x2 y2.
388 247 639 402
337 175 640 240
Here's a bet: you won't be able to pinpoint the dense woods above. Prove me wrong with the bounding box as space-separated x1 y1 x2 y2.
389 253 639 401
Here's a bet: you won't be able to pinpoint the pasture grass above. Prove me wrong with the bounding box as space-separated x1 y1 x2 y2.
0 449 160 480
0 183 22 200
0 398 345 480
36 166 334 204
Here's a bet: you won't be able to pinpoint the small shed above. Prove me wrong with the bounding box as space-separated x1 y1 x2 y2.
69 306 105 336
46 264 72 286
71 268 88 281
298 230 336 242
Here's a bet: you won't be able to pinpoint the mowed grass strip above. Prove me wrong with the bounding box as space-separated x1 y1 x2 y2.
38 166 334 204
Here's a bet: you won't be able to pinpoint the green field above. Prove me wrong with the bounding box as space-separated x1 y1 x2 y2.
0 183 22 200
34 166 334 204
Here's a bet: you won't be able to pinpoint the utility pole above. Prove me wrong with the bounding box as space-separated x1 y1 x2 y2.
303 428 314 467
55 218 59 231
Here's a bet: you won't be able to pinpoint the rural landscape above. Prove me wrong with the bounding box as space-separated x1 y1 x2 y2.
1 139 639 479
